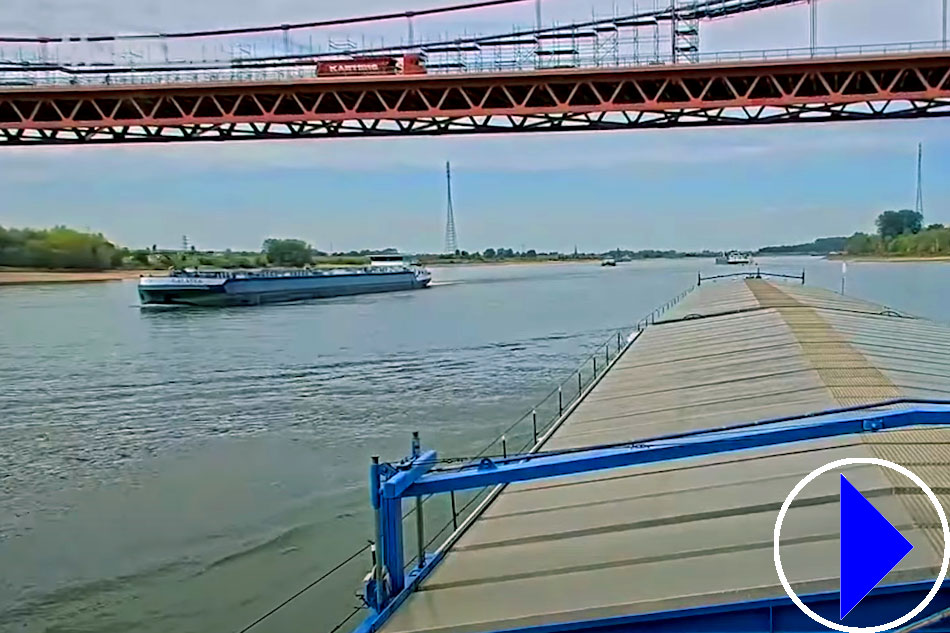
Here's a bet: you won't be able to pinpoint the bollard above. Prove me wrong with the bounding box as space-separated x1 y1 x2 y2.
450 491 458 531
532 409 538 443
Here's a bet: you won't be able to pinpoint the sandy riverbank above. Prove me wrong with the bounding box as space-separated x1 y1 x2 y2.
0 270 161 286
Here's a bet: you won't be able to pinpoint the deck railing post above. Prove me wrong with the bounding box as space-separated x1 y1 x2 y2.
558 387 563 415
502 435 507 459
617 332 622 349
415 495 425 569
532 409 538 442
577 371 582 394
450 491 458 530
593 356 597 375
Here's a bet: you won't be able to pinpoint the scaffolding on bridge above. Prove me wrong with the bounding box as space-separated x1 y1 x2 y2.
0 0 814 87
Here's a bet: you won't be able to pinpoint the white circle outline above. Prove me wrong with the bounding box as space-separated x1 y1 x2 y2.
773 457 950 633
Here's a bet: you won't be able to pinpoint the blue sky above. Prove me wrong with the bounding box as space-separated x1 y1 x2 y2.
0 0 948 253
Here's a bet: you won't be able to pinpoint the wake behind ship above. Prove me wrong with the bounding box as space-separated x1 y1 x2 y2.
138 255 431 307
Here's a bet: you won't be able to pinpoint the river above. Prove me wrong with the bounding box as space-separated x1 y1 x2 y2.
1 257 948 633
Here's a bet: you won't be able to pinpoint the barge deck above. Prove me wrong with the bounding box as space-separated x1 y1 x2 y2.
373 279 950 633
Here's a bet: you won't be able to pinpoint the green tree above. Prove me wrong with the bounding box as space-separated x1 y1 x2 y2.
483 248 496 259
263 238 313 267
876 209 923 239
845 232 879 255
0 225 122 269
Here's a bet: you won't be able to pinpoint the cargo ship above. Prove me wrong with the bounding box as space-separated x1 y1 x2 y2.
138 255 431 306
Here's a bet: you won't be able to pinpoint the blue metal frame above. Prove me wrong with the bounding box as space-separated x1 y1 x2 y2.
358 403 950 633
403 406 950 497
369 449 438 601
480 581 950 633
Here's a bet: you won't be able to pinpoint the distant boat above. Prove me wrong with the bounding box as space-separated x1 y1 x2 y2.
601 258 617 267
715 251 753 265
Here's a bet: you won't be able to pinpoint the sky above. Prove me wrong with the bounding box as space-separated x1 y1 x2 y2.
0 0 948 253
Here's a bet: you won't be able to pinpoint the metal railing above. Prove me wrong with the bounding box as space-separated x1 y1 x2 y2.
0 39 946 89
698 267 806 286
636 285 694 330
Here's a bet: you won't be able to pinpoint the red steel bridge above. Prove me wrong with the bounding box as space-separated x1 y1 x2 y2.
1 0 949 145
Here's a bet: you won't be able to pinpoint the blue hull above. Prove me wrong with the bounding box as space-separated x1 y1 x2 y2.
139 270 430 306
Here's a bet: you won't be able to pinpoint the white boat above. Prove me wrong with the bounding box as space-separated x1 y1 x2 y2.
715 251 754 265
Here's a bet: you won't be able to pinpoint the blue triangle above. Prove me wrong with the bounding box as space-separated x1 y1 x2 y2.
840 474 914 620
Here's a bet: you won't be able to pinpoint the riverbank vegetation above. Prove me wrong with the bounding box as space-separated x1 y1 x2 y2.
0 226 126 269
756 236 848 256
845 210 950 257
0 228 372 271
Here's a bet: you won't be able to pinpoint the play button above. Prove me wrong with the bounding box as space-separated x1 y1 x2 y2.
839 474 914 619
774 457 950 632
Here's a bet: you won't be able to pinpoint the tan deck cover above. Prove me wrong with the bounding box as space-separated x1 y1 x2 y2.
382 280 950 633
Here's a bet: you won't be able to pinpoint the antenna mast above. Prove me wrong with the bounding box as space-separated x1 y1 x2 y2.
444 161 459 254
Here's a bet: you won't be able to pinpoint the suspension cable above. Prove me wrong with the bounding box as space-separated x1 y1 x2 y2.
0 0 535 43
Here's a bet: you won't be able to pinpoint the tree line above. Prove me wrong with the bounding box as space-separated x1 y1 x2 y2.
0 228 338 270
846 210 950 256
0 225 125 269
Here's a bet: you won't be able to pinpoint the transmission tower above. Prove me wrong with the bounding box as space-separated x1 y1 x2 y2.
915 142 924 218
444 161 459 254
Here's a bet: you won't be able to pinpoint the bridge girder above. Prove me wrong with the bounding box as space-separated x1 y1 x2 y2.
1 52 949 145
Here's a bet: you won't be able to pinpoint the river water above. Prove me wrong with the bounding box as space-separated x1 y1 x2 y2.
1 257 948 633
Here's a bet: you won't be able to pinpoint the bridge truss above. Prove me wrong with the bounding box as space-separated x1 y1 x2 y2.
1 51 949 145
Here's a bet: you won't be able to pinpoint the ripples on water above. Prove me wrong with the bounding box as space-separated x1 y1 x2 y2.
1 258 947 633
